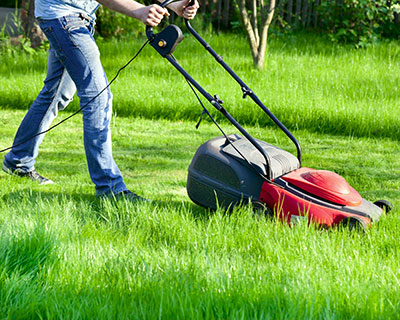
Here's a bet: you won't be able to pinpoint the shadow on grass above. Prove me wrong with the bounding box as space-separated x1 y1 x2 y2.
1 96 400 143
1 187 213 222
1 188 95 204
3 181 398 221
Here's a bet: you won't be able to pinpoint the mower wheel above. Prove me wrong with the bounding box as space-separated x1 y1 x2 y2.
340 216 367 231
252 200 273 219
374 200 393 213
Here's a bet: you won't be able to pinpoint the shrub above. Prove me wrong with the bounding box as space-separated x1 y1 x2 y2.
318 0 400 47
95 7 144 39
2 0 21 8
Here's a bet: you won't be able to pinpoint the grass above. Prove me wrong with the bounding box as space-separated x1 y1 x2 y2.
0 111 400 319
0 33 399 139
0 31 400 318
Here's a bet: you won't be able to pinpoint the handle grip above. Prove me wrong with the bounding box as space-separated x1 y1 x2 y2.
146 0 178 40
159 0 176 8
184 0 196 21
146 0 197 40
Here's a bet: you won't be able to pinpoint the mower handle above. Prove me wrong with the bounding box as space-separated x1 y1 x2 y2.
145 0 182 41
183 19 302 166
145 1 302 177
146 0 198 40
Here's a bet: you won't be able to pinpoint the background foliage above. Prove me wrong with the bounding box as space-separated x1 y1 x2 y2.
2 0 400 46
2 0 20 8
316 0 400 46
94 0 400 46
95 6 144 39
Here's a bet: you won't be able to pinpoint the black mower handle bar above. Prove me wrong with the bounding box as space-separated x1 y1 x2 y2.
182 19 302 167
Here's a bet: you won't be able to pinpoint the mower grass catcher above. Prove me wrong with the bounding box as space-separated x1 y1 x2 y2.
146 0 393 230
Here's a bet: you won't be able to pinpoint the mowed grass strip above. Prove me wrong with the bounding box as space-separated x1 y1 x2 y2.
0 109 399 319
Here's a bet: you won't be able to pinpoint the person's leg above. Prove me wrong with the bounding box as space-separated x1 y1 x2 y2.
37 16 127 196
4 47 76 174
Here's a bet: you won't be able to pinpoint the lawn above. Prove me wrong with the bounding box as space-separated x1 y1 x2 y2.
1 32 400 139
0 31 399 319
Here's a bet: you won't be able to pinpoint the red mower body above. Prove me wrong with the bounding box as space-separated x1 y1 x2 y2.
187 135 385 229
259 167 381 228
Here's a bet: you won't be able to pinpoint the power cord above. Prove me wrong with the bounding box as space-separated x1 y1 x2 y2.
0 39 150 154
2 34 272 183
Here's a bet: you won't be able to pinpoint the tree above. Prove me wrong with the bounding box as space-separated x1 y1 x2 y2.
237 0 276 69
21 0 45 48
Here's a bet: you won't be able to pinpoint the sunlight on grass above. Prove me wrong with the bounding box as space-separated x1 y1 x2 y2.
0 109 399 318
0 33 399 139
0 31 399 318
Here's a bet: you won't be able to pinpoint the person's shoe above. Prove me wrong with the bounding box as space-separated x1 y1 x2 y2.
2 163 54 185
115 190 151 203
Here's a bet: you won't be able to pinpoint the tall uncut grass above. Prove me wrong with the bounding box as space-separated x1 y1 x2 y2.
0 33 399 140
0 110 399 319
0 32 399 319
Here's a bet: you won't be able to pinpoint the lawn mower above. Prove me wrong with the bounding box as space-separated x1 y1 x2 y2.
146 0 393 229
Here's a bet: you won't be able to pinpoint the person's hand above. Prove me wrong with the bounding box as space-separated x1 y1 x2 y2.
135 4 170 26
169 0 199 20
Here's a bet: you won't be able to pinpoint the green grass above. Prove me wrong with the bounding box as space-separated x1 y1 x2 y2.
0 32 400 318
0 110 400 319
0 33 399 139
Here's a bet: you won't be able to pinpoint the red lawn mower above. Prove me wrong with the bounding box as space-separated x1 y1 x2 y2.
147 1 393 229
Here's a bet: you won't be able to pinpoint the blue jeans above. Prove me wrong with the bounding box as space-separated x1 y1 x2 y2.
4 14 127 196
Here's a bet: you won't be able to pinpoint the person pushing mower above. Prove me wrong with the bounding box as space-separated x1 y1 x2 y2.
2 0 199 201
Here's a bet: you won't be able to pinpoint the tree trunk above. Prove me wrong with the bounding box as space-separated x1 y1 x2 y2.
256 0 275 68
251 0 260 46
238 0 259 62
238 0 276 69
22 0 45 48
